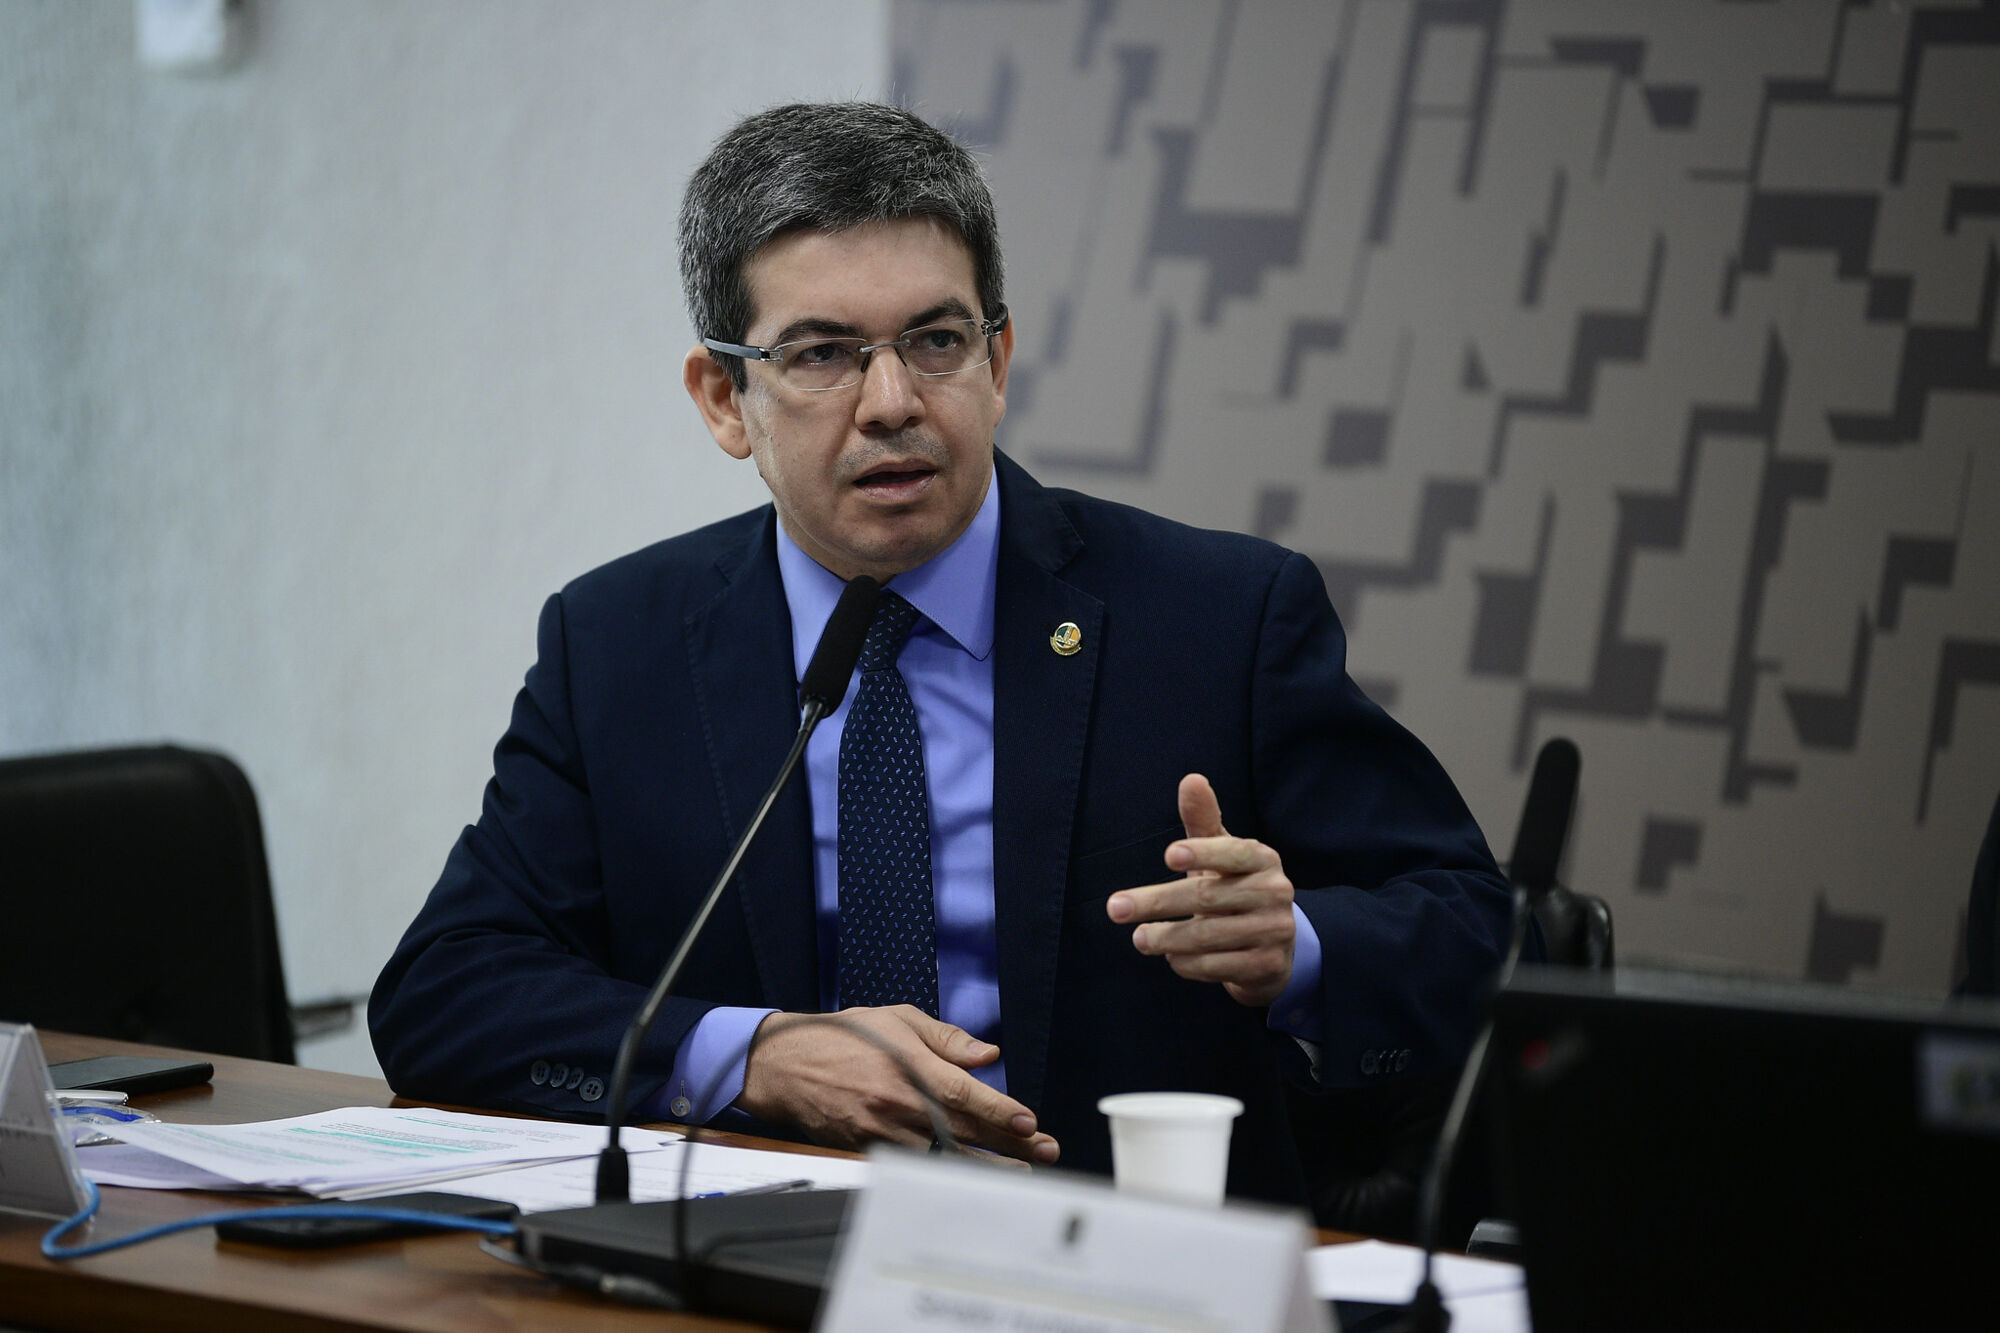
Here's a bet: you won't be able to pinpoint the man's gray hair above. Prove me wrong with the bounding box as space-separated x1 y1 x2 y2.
679 102 1004 388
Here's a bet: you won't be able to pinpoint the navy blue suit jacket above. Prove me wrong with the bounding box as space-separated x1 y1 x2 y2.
370 453 1510 1204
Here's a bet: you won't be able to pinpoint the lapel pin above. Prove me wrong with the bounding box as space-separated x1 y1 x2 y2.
1049 622 1082 656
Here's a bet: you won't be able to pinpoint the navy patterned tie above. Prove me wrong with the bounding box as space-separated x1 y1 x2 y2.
836 591 939 1017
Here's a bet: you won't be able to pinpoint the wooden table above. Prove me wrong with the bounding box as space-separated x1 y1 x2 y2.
0 1033 852 1332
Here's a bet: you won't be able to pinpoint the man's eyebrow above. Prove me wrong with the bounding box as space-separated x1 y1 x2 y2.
766 317 863 345
764 299 980 347
904 298 977 329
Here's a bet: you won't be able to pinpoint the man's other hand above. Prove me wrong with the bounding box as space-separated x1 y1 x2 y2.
738 1006 1061 1164
1107 773 1296 1008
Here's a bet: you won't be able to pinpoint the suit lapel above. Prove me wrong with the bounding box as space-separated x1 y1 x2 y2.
991 454 1102 1114
683 511 821 1013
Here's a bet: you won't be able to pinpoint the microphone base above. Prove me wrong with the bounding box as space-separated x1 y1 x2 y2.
514 1190 856 1329
1398 1279 1452 1333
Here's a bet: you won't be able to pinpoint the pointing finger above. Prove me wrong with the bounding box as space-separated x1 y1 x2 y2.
1178 773 1227 841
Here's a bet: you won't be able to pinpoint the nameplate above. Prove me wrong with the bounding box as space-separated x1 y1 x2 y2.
820 1149 1330 1333
0 1024 90 1220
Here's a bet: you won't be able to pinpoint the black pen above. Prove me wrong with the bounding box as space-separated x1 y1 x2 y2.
691 1177 814 1200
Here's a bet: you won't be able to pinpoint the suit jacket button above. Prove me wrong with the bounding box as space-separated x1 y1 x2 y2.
670 1096 693 1119
565 1067 585 1091
549 1062 570 1087
580 1077 604 1103
530 1060 551 1086
1360 1049 1380 1076
1393 1050 1410 1073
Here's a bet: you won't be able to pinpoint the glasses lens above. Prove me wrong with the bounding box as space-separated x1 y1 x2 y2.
901 319 989 377
777 338 865 390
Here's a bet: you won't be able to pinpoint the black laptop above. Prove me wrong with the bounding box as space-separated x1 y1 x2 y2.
1488 965 2000 1331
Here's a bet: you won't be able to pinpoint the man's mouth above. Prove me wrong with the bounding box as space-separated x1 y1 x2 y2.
852 461 938 499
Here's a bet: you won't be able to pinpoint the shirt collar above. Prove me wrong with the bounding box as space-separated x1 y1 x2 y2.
775 468 1000 674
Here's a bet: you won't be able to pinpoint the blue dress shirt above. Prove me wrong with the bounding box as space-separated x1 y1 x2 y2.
653 477 1325 1123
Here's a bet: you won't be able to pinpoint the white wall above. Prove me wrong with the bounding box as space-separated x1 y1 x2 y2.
1 0 888 1076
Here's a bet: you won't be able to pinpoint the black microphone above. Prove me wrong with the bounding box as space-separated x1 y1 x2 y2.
1402 736 1580 1332
1505 736 1579 902
799 576 881 711
594 574 882 1204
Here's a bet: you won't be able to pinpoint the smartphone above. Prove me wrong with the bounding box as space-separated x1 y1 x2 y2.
214 1192 521 1248
48 1055 215 1095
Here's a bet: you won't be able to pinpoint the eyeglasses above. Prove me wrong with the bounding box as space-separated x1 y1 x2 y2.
704 307 1008 393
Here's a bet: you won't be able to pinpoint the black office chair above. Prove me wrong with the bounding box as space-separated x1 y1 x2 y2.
1961 786 2000 997
1289 746 1611 1241
0 744 299 1063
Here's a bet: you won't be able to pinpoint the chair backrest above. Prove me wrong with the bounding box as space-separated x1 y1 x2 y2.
0 744 296 1063
1533 883 1614 970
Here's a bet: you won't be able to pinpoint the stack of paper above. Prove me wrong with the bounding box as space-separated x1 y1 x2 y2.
414 1139 872 1212
77 1106 677 1197
1309 1239 1529 1333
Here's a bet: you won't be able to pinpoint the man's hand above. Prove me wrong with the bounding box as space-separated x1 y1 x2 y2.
738 1006 1060 1164
1108 773 1296 1008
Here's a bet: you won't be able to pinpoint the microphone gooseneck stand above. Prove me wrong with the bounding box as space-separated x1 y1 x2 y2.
1400 737 1579 1333
594 574 883 1205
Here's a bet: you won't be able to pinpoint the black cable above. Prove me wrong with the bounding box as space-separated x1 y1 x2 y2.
478 1233 681 1309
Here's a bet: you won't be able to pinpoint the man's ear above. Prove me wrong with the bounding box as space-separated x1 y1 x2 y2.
987 317 1015 424
683 345 752 460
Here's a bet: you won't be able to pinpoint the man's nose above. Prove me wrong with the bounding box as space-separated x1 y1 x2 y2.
853 345 922 430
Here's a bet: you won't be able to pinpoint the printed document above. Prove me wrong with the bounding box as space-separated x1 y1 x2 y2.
77 1106 676 1196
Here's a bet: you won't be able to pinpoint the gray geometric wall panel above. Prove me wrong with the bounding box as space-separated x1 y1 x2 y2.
896 0 2000 991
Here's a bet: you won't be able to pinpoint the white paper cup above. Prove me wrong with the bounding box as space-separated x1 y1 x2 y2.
1097 1091 1244 1205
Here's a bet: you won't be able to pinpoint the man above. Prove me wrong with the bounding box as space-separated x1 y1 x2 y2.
370 102 1511 1205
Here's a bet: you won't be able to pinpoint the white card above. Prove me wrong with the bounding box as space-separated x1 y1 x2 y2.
819 1148 1332 1333
0 1024 91 1220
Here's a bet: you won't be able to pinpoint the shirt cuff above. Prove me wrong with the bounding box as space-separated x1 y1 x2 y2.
1265 903 1326 1042
644 1006 777 1124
